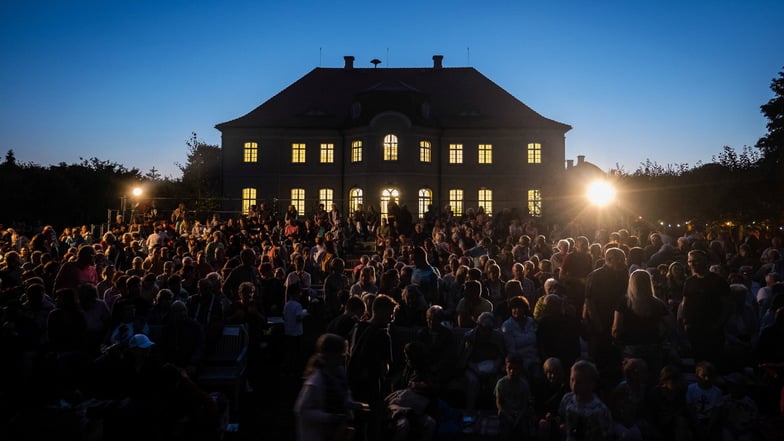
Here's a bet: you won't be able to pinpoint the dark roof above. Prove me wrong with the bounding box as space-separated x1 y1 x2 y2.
216 67 571 132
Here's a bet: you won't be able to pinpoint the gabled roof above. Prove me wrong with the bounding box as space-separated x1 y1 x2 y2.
216 67 571 132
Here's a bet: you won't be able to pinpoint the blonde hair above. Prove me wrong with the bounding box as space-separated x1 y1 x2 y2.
627 269 665 317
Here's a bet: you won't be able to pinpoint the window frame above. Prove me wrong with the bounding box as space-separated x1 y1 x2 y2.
478 188 493 216
291 188 306 216
291 143 306 164
419 140 432 163
351 140 363 163
478 143 492 164
241 187 257 215
528 189 542 217
319 188 334 210
448 188 464 216
527 142 542 164
243 142 258 163
320 143 334 164
383 134 399 161
449 143 463 164
418 188 432 219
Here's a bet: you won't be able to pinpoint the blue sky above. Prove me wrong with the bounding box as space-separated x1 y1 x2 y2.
1 1 781 178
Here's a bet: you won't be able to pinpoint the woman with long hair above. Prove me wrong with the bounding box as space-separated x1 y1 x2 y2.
294 333 359 441
612 269 674 379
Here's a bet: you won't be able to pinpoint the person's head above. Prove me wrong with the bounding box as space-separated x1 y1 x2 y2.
575 236 589 253
765 272 780 287
543 357 564 384
487 263 501 281
541 294 564 317
315 333 347 362
695 361 716 389
570 360 599 399
658 365 683 391
155 288 174 308
508 295 530 320
687 250 709 275
425 305 444 329
371 294 397 325
627 269 658 315
344 295 366 318
170 300 188 321
622 358 648 384
464 279 482 301
543 278 559 295
401 284 423 307
360 266 376 285
505 354 524 379
412 246 429 267
477 311 495 330
604 247 626 271
330 257 345 274
77 245 96 266
556 239 569 254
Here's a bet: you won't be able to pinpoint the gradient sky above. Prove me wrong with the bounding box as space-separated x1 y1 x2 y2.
2 1 781 179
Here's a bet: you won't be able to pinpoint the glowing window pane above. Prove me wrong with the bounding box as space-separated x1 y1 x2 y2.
449 144 463 164
419 141 431 163
292 143 306 163
351 140 363 163
243 142 258 163
478 144 492 164
418 188 432 219
320 143 334 163
383 134 398 161
291 188 305 215
478 188 493 215
449 189 464 216
528 189 542 217
381 188 400 219
349 188 363 214
241 188 256 215
527 143 541 164
319 188 334 209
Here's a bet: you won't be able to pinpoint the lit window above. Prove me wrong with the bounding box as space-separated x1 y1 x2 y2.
478 188 493 215
418 188 432 219
449 144 463 164
319 188 334 209
241 188 256 215
478 144 492 164
243 142 258 163
383 134 398 161
528 189 542 217
449 189 464 216
351 140 363 163
419 141 432 163
292 143 306 163
320 143 334 163
527 143 541 164
381 188 400 219
349 188 363 214
291 188 305 216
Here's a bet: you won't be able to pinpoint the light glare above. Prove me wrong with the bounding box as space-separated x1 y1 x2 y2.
587 181 615 206
132 187 143 197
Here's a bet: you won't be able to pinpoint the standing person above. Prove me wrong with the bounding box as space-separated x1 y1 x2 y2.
284 284 307 373
410 246 440 306
495 354 533 441
681 250 732 368
612 269 674 379
347 294 397 441
583 247 628 382
294 333 361 441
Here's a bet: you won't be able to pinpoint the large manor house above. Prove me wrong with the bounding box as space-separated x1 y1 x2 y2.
216 55 591 220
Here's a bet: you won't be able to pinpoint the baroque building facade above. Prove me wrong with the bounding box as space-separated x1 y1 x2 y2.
216 55 571 220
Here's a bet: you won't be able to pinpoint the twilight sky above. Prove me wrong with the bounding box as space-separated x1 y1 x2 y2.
1 1 781 179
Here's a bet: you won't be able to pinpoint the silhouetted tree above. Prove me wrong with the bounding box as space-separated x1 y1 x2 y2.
177 132 221 219
3 149 17 167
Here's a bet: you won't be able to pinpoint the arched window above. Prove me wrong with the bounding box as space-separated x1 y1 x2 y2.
383 134 398 161
349 188 363 214
381 188 400 219
418 188 432 219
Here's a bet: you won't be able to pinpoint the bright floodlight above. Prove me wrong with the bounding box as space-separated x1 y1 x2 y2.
586 180 615 206
132 187 143 197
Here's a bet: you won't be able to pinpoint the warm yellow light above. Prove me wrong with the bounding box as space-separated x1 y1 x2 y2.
132 187 143 197
586 181 615 206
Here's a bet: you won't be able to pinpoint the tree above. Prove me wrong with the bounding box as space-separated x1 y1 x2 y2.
757 67 784 165
3 149 17 167
177 132 222 218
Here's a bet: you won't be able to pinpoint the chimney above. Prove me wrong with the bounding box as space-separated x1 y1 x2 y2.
566 159 574 169
577 155 585 165
432 55 443 69
344 56 355 69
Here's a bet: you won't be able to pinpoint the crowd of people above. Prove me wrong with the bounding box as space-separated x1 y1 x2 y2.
1 201 783 441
